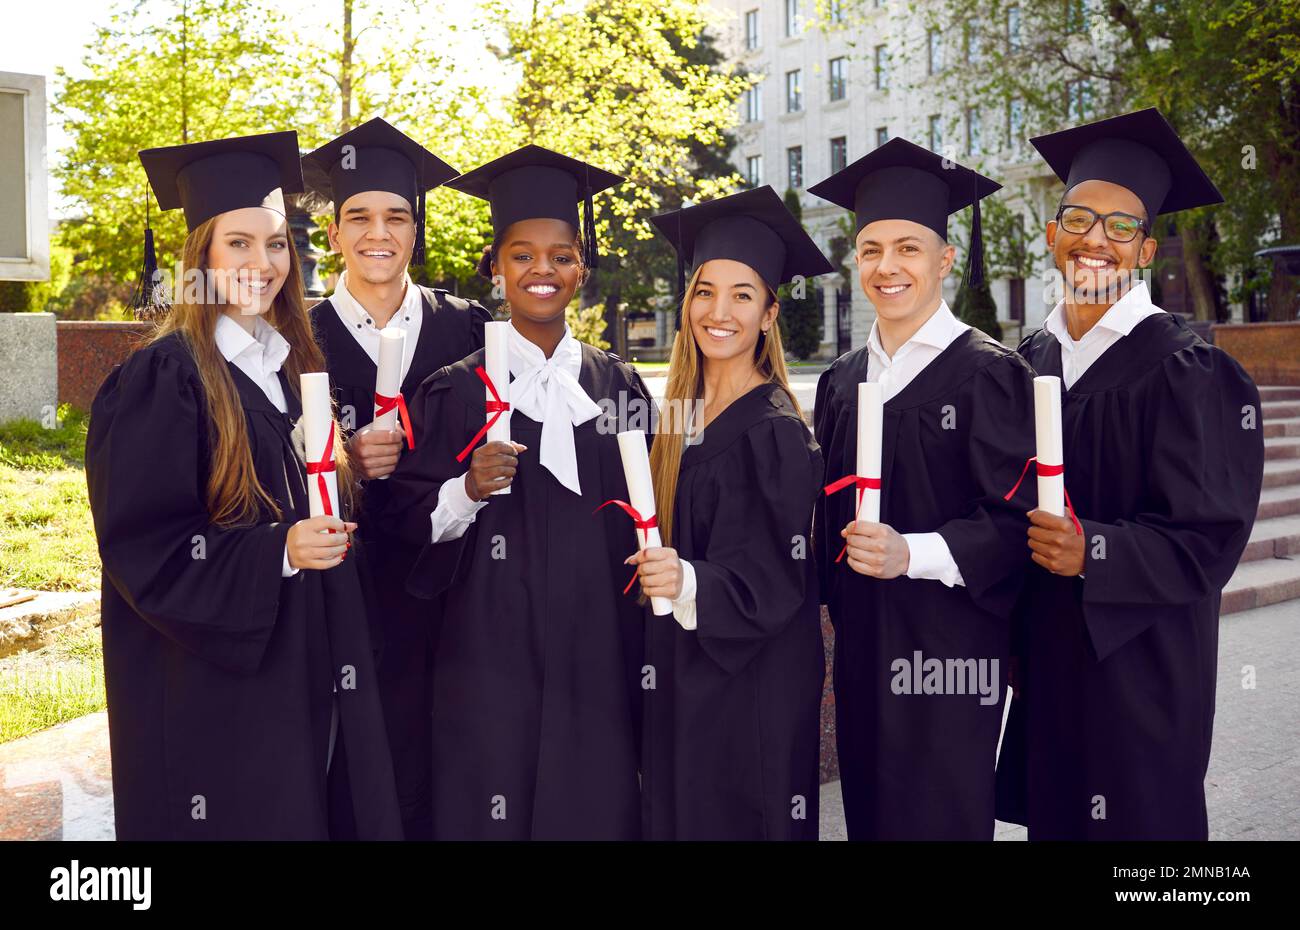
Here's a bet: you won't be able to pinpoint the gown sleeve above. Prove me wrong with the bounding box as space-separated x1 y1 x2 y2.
84 348 292 675
690 414 821 676
811 366 838 604
381 370 474 599
933 354 1038 620
1078 345 1265 660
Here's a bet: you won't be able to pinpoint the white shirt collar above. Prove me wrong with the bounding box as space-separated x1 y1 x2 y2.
214 312 291 373
332 270 422 330
1044 280 1163 346
867 299 966 365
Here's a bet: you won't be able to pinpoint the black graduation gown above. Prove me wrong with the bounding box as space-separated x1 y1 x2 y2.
996 312 1264 840
381 342 653 840
85 332 402 840
643 383 824 840
812 329 1038 840
310 287 489 839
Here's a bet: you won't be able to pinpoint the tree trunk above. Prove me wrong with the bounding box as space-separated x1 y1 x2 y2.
341 0 354 133
1179 217 1217 321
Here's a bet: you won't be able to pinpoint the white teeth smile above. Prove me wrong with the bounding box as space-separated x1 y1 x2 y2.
1076 255 1113 269
361 250 395 258
705 327 736 339
525 284 559 296
877 284 908 295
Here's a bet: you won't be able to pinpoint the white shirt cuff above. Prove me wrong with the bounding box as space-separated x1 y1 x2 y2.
282 543 299 577
903 532 965 587
671 559 698 631
430 473 489 543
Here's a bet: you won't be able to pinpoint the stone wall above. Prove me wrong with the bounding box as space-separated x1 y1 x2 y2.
0 312 58 424
55 321 152 412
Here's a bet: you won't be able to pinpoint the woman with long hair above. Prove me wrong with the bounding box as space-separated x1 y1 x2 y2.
634 186 830 840
85 132 401 840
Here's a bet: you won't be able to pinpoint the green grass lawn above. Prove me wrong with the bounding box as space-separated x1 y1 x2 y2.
0 624 106 744
0 405 100 592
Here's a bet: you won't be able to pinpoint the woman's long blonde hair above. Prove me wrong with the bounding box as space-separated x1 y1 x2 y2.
648 264 802 545
148 216 356 527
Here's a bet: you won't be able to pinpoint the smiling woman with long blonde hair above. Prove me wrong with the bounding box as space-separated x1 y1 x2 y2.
634 186 831 840
84 131 400 841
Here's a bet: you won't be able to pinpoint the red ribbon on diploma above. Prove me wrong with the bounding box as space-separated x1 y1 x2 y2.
456 366 510 463
1003 456 1083 536
594 499 659 595
823 473 882 564
305 420 337 519
374 391 416 450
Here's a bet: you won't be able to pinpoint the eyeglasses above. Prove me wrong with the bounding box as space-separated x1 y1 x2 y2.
1055 205 1149 243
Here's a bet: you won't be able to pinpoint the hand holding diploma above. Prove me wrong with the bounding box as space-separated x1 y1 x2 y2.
626 547 683 603
841 520 910 579
1020 375 1085 576
287 516 356 570
465 441 528 500
355 327 409 480
604 430 672 616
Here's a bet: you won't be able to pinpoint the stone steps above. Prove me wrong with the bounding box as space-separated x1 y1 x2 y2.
1223 556 1300 615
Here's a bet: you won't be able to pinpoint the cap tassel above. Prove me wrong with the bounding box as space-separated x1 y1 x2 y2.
412 188 427 268
130 196 170 320
582 182 599 273
965 197 985 290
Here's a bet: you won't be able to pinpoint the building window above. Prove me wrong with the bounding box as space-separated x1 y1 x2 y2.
830 136 848 173
746 154 763 188
786 69 803 112
1006 97 1024 150
965 20 982 64
829 57 846 101
785 0 802 37
927 28 944 75
828 0 846 24
1066 78 1092 121
966 107 982 156
743 86 763 122
874 45 890 90
744 9 760 50
787 146 804 189
875 126 889 148
1007 5 1022 50
928 114 943 153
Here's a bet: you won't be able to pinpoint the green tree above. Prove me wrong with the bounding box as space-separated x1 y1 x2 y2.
53 0 321 288
777 188 825 359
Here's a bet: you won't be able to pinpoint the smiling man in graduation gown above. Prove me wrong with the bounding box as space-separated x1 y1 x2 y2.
301 118 490 839
997 109 1265 840
808 139 1038 840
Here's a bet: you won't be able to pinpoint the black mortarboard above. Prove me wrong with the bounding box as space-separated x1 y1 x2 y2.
806 137 1001 287
139 130 304 231
133 130 304 317
1030 107 1224 222
301 118 458 266
650 185 833 328
445 144 624 271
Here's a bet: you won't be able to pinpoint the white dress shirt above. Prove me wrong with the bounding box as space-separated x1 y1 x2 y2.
428 322 602 543
214 312 299 578
330 270 424 385
1042 281 1165 389
864 300 975 588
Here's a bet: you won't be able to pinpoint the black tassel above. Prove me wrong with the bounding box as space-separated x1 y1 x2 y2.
412 188 427 268
582 181 598 272
673 210 686 332
130 196 169 319
964 197 985 290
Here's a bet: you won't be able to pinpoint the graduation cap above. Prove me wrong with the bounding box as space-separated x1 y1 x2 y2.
445 144 624 271
301 117 459 266
1030 107 1224 223
133 130 304 316
806 136 1001 288
650 185 833 328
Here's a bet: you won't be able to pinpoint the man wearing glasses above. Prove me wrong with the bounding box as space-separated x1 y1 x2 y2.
997 108 1265 839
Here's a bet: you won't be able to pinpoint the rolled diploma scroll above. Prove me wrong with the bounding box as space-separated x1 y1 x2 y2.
616 429 673 617
371 327 406 480
485 321 512 496
856 382 884 523
1034 375 1066 517
301 372 341 521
